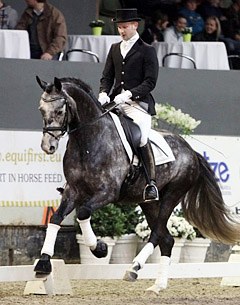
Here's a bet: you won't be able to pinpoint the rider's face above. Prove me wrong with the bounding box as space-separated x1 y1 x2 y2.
117 21 138 41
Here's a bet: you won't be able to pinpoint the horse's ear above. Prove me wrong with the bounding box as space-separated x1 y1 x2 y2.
54 77 62 92
36 76 47 91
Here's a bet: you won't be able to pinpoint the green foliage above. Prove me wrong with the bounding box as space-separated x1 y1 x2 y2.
91 204 125 238
75 203 142 238
89 19 105 27
115 202 142 235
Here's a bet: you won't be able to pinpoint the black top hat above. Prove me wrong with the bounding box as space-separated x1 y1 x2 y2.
112 8 141 23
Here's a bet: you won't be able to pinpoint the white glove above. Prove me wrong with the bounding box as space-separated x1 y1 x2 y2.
98 92 110 105
114 90 132 105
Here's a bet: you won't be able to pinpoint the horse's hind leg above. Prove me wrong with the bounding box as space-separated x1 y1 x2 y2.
124 201 165 282
146 187 189 294
125 186 186 294
34 187 75 276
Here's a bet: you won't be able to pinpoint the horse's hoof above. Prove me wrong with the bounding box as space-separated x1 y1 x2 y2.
146 284 160 295
146 283 167 295
123 269 138 282
90 239 108 258
34 254 52 276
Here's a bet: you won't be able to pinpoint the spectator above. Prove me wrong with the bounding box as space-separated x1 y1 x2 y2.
179 0 204 35
192 15 222 41
0 0 18 29
141 10 169 44
16 0 67 60
198 0 224 19
163 14 187 43
224 0 240 39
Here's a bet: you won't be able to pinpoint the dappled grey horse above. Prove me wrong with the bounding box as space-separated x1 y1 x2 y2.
35 76 240 294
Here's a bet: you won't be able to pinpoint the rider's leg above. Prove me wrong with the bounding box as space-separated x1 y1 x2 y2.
120 101 159 201
138 141 159 201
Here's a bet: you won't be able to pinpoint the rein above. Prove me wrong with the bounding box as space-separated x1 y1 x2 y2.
42 91 117 139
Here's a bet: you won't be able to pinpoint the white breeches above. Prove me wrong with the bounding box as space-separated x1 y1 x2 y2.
119 101 151 147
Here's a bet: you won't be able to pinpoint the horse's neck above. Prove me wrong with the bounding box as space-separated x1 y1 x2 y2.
68 89 112 138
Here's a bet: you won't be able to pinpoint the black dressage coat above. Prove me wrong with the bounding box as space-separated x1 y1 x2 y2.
99 38 159 115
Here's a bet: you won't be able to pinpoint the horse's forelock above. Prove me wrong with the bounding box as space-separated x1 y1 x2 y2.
45 83 54 94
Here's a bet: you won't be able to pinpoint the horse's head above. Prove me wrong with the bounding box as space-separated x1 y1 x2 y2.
37 76 69 154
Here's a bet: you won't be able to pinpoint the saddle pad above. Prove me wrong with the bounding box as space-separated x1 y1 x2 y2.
110 112 175 166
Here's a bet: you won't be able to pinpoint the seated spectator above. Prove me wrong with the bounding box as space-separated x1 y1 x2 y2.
16 0 67 60
192 15 222 41
197 0 227 21
141 10 169 44
179 0 204 35
0 0 18 29
163 14 187 43
224 0 240 39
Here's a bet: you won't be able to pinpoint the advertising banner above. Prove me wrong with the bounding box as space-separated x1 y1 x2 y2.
186 135 240 215
0 130 67 208
0 131 239 224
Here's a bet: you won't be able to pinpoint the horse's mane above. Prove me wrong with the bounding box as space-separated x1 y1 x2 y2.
59 77 92 94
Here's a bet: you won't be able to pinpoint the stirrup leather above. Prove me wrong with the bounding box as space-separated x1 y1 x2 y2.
143 183 159 202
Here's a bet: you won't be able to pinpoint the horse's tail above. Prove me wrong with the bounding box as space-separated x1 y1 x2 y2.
181 152 240 245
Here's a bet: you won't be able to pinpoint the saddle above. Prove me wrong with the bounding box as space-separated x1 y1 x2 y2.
104 102 143 198
104 102 141 158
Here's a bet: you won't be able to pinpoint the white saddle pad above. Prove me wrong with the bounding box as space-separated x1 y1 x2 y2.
110 112 175 165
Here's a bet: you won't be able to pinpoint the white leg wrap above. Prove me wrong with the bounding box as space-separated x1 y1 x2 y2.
133 242 154 268
146 256 171 295
41 223 61 257
77 217 97 248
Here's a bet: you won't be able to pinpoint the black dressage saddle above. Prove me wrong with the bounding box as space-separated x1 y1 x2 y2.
104 102 141 157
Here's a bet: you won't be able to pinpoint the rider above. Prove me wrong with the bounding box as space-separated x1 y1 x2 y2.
98 8 159 201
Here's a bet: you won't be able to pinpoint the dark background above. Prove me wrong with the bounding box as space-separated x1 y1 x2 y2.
0 58 239 136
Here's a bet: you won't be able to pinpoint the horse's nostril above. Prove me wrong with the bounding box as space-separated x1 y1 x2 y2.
49 146 55 152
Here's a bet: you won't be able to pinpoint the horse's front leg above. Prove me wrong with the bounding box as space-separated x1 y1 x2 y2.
76 204 108 258
34 187 75 276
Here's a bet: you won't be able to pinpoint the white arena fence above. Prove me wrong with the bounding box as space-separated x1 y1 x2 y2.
1 261 240 296
1 262 240 282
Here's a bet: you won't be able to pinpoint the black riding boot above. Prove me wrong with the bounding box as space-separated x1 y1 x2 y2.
139 142 159 201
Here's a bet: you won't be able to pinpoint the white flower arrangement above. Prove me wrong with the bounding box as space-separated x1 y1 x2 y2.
152 103 201 135
167 215 196 240
135 214 196 241
135 218 151 241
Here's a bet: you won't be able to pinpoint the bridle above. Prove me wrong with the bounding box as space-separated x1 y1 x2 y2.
41 90 117 140
42 96 69 140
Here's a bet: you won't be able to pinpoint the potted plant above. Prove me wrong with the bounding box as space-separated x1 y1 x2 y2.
182 26 193 42
89 19 105 36
152 103 201 135
110 203 141 264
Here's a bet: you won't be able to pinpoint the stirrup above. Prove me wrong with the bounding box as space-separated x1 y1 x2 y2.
143 183 159 202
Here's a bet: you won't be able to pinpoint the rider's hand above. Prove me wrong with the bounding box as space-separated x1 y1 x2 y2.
98 92 110 105
114 90 132 105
